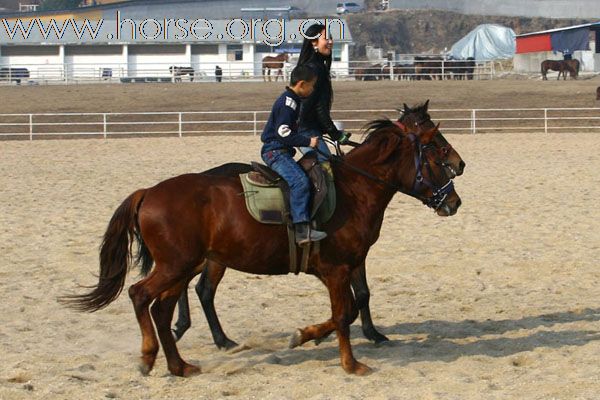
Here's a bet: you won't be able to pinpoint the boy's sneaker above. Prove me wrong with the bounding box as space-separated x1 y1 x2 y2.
294 222 327 245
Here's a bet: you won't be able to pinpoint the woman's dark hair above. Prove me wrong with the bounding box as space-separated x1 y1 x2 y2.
297 23 334 106
297 23 332 70
290 65 317 86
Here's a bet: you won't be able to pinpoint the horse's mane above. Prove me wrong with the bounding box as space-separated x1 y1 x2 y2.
363 119 398 143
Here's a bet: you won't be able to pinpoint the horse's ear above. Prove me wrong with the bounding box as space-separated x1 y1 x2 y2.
403 103 411 113
424 99 430 110
420 123 440 144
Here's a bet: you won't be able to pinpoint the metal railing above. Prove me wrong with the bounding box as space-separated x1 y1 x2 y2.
0 59 495 85
1 107 599 140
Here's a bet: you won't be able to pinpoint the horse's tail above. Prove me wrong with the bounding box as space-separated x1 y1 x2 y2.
60 189 151 312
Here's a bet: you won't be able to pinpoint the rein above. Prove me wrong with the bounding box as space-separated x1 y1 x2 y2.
317 124 454 210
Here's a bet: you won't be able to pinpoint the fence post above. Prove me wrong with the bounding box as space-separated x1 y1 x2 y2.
471 109 476 134
103 113 107 139
544 108 548 134
389 59 394 80
178 112 182 138
29 114 33 140
441 59 445 80
253 112 257 136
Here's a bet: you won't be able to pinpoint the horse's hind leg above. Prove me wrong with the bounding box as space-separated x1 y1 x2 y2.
152 279 201 377
197 261 238 350
128 264 193 375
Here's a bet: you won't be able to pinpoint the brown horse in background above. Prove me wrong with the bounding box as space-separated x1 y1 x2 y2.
62 120 461 376
171 101 466 349
541 60 578 80
262 53 289 82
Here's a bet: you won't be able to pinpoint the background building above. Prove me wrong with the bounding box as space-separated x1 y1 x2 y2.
513 22 600 73
0 1 353 83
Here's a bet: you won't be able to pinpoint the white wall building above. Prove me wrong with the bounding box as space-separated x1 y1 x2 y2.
0 2 353 83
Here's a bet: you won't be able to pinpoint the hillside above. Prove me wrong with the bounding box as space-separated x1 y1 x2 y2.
347 9 592 58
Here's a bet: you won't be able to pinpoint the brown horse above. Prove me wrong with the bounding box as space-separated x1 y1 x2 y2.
541 60 576 80
171 101 466 349
62 120 461 376
262 53 289 82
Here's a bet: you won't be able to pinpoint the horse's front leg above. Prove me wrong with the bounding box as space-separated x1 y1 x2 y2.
172 286 191 341
351 263 389 344
196 261 238 350
326 264 372 375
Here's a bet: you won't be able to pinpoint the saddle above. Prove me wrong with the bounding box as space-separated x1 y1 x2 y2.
240 153 335 225
239 153 336 275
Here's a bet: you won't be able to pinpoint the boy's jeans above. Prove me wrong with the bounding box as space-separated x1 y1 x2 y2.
261 149 310 223
298 127 331 162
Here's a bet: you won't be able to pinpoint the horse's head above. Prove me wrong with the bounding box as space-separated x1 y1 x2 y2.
398 100 465 178
363 120 461 217
406 124 461 216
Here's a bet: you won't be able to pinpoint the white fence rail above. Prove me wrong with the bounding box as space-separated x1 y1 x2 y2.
0 59 495 85
0 108 599 140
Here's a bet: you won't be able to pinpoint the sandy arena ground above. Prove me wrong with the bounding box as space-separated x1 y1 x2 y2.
1 79 600 399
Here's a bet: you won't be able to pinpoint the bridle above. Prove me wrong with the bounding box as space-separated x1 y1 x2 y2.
397 114 459 179
403 126 455 210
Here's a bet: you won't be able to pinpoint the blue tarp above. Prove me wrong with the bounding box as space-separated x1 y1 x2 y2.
550 28 589 54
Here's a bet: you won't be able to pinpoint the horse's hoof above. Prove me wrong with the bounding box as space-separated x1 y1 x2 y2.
182 363 201 377
343 361 373 376
170 362 201 377
217 339 239 351
353 362 373 376
365 331 390 345
138 361 153 376
288 329 303 349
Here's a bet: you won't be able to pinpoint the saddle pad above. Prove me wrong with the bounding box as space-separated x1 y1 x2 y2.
240 173 286 224
239 173 336 225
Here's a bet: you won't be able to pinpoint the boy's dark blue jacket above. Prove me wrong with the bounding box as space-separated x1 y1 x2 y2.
261 87 311 155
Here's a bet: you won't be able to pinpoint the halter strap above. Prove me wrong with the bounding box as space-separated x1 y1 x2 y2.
393 120 407 132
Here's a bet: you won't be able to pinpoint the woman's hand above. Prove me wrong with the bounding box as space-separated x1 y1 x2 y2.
309 137 319 148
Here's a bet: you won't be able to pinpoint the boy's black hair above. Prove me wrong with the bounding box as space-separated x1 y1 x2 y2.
290 65 317 86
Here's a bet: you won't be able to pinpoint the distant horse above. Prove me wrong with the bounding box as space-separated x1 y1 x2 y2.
262 53 289 82
0 67 29 84
170 101 466 347
169 66 195 82
445 58 476 80
563 59 580 79
352 65 379 81
62 116 461 376
541 60 576 80
414 56 443 80
596 86 600 100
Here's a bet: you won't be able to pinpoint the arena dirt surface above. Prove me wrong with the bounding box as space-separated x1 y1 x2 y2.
1 78 600 399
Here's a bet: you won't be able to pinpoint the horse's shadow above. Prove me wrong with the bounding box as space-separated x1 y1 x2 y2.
254 308 600 368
